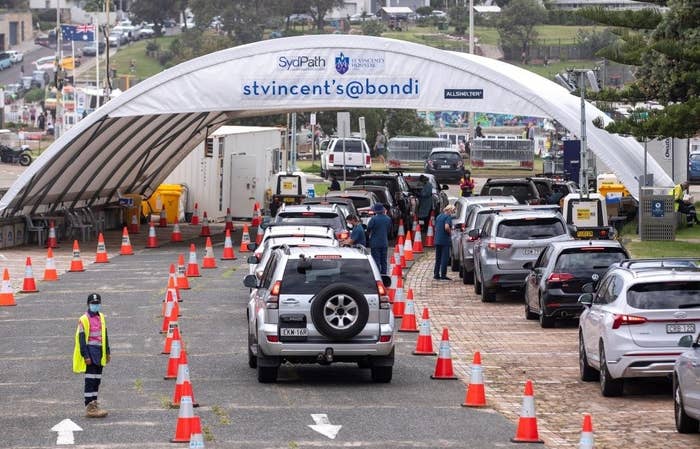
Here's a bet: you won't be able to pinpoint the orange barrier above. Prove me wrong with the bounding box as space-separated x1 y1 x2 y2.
21 257 39 293
43 247 59 281
146 223 159 248
199 212 211 237
202 237 217 269
0 268 16 306
190 202 200 225
119 227 134 255
185 244 201 277
431 328 458 380
462 351 487 407
95 233 109 263
398 291 418 332
511 380 544 444
221 229 236 260
69 240 85 272
177 254 190 289
413 307 436 355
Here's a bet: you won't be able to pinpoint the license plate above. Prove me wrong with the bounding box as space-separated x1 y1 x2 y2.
280 328 308 337
521 248 540 256
667 323 696 334
576 230 594 238
440 165 451 169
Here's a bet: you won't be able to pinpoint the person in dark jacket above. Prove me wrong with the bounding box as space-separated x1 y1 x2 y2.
367 203 392 274
417 175 433 225
433 204 455 280
329 174 341 191
341 214 366 247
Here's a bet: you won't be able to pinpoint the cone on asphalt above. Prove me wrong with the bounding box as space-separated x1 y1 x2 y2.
168 265 181 301
255 225 264 245
412 214 418 233
251 201 262 227
0 268 16 306
462 352 487 407
46 220 58 248
119 227 134 255
129 213 139 234
431 328 458 380
202 237 217 269
172 357 199 408
393 243 402 267
170 395 202 443
398 291 418 332
413 222 424 253
20 257 39 293
413 308 436 355
240 224 251 252
158 208 168 227
186 244 201 277
68 240 85 272
578 414 594 449
177 254 191 289
161 291 180 333
397 218 405 238
146 223 159 248
224 207 233 231
425 214 435 247
403 231 414 262
94 233 109 263
392 277 405 318
221 229 237 260
164 339 181 379
43 247 59 281
190 202 200 225
162 321 181 354
388 263 398 302
199 212 211 237
169 221 183 243
511 380 544 444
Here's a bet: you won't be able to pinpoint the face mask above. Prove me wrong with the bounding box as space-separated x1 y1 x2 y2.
347 223 354 229
89 304 101 313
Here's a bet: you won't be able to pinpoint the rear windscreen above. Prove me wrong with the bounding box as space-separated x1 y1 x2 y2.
350 197 372 209
627 282 700 309
484 185 531 201
555 248 627 271
282 259 376 294
275 213 342 231
497 218 565 239
430 152 461 162
335 140 363 152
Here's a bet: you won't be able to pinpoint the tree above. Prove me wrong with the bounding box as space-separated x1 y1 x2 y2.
448 5 468 36
307 0 344 31
189 0 273 45
130 0 179 35
361 19 385 36
496 0 545 64
385 109 436 138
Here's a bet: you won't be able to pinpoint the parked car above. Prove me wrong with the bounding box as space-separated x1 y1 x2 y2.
273 203 349 240
325 190 381 227
0 52 13 70
353 172 415 225
424 148 465 183
480 178 543 205
319 137 372 179
578 259 700 397
524 240 629 328
33 55 56 71
5 50 23 64
472 209 572 302
345 184 401 237
31 70 50 89
108 32 128 47
674 333 700 433
243 245 394 382
302 196 358 220
82 42 106 56
20 76 33 91
403 172 449 220
689 151 700 183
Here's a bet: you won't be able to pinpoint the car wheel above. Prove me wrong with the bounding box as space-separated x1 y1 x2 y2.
450 253 460 272
311 283 369 340
371 366 392 383
462 265 473 284
539 297 555 328
674 377 700 433
578 332 597 381
481 284 496 303
599 343 624 397
525 301 538 320
474 268 482 294
247 330 257 369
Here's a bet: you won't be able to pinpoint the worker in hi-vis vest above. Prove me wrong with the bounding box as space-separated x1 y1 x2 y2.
73 293 111 418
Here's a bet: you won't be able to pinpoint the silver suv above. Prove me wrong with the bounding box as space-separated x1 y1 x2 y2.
243 246 395 383
472 210 572 302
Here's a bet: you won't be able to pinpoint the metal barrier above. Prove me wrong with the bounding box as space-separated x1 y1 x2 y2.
470 136 534 170
639 186 676 241
543 158 564 174
386 137 450 170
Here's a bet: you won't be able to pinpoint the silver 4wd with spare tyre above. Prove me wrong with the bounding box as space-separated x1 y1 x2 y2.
243 245 395 383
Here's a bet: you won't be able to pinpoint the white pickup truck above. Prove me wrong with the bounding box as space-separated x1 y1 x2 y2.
319 137 372 179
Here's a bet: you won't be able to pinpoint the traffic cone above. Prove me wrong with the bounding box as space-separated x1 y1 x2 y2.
168 265 181 301
412 214 418 233
68 240 85 272
0 269 16 306
186 244 201 277
170 221 183 242
255 225 264 245
202 237 217 269
240 224 251 252
251 201 262 227
164 340 181 379
397 218 405 238
45 220 58 248
172 356 199 408
199 212 211 237
224 207 233 232
177 254 190 289
413 308 436 355
119 227 134 255
129 213 139 234
413 223 424 253
425 215 435 247
145 223 158 248
20 257 38 293
578 414 594 449
158 208 168 227
431 328 458 380
94 233 109 263
221 229 236 260
403 231 414 262
43 247 58 281
392 244 401 267
162 321 180 354
161 292 180 333
170 395 201 443
511 380 544 443
392 277 405 318
462 352 487 407
398 292 418 332
387 263 398 302
190 202 200 225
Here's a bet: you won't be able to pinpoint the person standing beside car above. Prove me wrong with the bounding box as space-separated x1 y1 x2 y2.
417 175 433 225
367 203 391 274
341 214 366 247
433 204 455 280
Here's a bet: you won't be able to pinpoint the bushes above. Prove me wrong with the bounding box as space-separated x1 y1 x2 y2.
24 88 45 103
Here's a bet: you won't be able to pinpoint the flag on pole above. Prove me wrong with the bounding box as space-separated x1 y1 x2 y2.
60 24 95 42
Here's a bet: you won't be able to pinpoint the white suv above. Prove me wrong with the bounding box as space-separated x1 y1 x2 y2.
320 137 372 179
243 246 395 383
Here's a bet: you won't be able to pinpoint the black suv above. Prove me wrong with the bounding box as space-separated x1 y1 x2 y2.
353 173 414 224
480 178 543 205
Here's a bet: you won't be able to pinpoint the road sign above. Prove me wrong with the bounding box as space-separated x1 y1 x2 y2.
337 112 350 138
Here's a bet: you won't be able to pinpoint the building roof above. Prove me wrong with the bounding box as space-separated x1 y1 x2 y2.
474 5 501 12
378 7 414 14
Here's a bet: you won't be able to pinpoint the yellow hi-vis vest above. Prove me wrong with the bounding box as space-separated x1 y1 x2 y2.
671 184 684 211
72 312 107 373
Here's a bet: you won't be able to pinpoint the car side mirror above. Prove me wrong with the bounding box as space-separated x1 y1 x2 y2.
567 224 577 235
247 255 258 264
678 335 694 348
582 282 594 293
468 229 480 238
578 293 593 306
243 274 259 288
523 261 534 270
441 184 449 191
381 274 392 287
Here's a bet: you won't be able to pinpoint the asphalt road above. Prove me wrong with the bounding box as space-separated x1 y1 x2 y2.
0 237 544 449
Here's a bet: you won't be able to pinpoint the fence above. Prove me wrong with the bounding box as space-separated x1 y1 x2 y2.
470 136 534 170
386 137 450 171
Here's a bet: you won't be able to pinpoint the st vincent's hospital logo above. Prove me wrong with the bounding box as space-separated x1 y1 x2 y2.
335 52 350 74
276 52 385 74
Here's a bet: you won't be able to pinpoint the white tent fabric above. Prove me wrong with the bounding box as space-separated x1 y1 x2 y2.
0 34 670 217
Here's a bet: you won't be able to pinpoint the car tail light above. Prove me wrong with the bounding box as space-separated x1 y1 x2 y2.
612 314 647 329
520 160 534 168
337 231 349 239
487 240 511 251
266 335 279 342
468 235 479 242
266 281 281 309
379 335 392 342
547 272 574 283
329 154 334 163
377 281 390 309
366 154 371 165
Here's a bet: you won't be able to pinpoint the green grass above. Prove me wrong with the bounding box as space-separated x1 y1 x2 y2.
626 240 700 259
79 36 177 82
513 59 599 80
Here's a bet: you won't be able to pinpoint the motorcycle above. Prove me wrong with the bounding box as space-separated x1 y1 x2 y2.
0 144 32 166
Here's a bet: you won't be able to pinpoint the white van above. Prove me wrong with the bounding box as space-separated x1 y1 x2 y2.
319 137 372 179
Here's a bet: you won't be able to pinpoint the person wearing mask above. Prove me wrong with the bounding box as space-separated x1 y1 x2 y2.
73 293 111 418
367 203 392 274
671 181 699 225
417 175 433 226
459 170 475 197
329 174 341 191
341 214 366 247
433 204 455 280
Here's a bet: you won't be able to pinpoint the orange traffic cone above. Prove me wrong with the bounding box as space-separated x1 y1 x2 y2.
255 225 264 245
251 201 262 227
144 223 157 248
94 233 109 263
202 237 217 269
170 395 201 443
511 380 544 443
119 227 134 255
68 240 85 272
412 214 419 233
172 356 199 408
413 308 436 355
462 352 487 407
169 221 182 243
161 292 180 333
224 207 233 232
168 265 181 301
158 208 168 227
240 224 251 252
190 202 200 225
46 220 59 248
221 229 237 260
392 277 405 318
398 292 418 332
578 414 594 449
199 212 211 237
387 263 398 302
20 257 39 293
43 247 58 281
413 222 424 253
403 231 414 262
129 213 139 234
177 254 190 289
0 269 16 306
393 243 402 267
431 328 458 380
425 214 435 247
165 339 181 379
162 321 180 355
397 218 405 238
186 244 201 277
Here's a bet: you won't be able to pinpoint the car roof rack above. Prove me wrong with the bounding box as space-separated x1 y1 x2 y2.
618 258 699 269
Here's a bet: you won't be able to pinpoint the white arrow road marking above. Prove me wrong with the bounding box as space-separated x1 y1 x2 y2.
308 413 342 440
51 419 82 445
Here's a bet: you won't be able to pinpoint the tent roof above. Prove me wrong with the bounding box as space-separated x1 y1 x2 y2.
0 34 670 217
